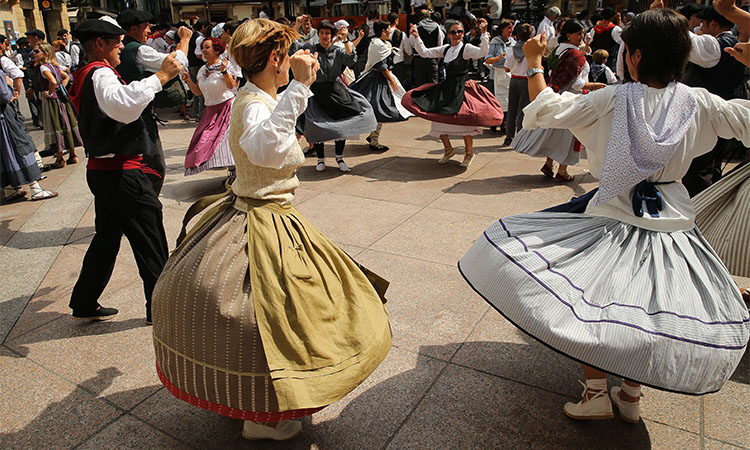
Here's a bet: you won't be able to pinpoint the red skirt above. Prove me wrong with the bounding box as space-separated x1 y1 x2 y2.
401 80 503 127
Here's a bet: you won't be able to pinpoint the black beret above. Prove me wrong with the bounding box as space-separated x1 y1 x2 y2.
696 6 734 28
57 28 69 36
25 29 45 39
117 9 153 28
678 2 705 19
75 19 126 43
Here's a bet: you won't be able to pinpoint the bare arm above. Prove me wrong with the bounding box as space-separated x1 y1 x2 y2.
524 34 547 101
42 69 57 95
60 70 70 88
714 0 750 39
382 67 398 92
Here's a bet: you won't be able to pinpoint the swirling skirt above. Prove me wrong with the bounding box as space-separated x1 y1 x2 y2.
459 212 749 394
511 127 580 166
184 97 235 176
152 194 392 420
401 79 503 127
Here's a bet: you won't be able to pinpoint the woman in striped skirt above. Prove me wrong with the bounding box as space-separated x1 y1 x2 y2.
459 9 749 423
33 42 82 169
151 19 391 441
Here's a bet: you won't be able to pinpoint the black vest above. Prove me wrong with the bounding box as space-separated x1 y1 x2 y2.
187 33 204 67
418 21 440 48
78 67 155 158
684 32 745 100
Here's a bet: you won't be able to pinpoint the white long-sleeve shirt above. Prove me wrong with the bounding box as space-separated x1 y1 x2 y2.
238 80 312 169
135 45 188 74
522 85 750 232
92 67 162 125
537 17 556 41
411 32 490 62
1 55 24 79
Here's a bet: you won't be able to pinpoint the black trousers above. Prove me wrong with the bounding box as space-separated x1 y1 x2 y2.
682 138 729 197
412 56 438 88
140 110 166 194
69 169 168 315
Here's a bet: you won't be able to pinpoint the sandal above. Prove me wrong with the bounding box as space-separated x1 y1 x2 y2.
67 155 79 164
52 159 66 169
540 164 554 178
4 189 27 203
554 173 575 182
30 190 58 201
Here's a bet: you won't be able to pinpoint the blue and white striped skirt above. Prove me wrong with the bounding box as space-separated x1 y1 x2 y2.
458 212 749 394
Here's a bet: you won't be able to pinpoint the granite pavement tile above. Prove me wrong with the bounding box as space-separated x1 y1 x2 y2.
5 284 162 410
5 245 139 342
65 201 96 245
377 151 494 180
0 347 122 450
704 381 750 448
370 207 496 266
704 438 748 450
355 249 489 361
385 363 689 450
133 347 445 450
77 414 190 450
450 310 582 398
295 192 420 248
335 166 464 207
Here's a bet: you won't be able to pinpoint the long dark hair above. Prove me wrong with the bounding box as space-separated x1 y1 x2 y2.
621 9 691 86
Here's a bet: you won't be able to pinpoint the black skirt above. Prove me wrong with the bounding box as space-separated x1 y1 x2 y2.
309 81 363 119
410 74 466 115
350 70 408 123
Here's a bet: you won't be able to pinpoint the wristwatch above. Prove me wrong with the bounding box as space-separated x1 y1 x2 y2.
527 67 544 78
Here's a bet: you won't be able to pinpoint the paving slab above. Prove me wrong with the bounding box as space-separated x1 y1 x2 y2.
704 381 750 448
355 249 489 361
132 347 446 450
0 346 122 449
77 414 190 450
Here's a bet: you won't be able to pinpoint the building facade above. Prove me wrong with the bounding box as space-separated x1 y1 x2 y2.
0 0 70 43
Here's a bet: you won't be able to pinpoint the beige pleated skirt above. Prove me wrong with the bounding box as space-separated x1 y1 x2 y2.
152 194 392 420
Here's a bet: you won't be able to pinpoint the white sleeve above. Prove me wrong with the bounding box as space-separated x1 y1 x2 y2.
463 33 490 59
1 57 23 79
616 44 626 80
612 26 623 45
605 66 617 84
136 45 189 73
92 68 163 124
504 54 516 70
688 32 721 68
195 36 205 57
238 81 312 169
71 45 80 66
522 86 601 131
438 26 445 45
410 36 448 59
40 65 51 75
707 93 750 147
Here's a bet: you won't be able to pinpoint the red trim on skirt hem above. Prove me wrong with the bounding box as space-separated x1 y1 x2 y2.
155 363 324 422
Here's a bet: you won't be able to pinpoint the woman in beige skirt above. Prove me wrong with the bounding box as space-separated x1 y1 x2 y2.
151 19 392 441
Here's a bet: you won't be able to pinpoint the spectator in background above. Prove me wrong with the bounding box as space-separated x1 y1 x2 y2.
485 20 514 131
537 7 560 41
187 20 211 122
150 25 168 52
587 7 622 71
296 14 318 45
577 9 593 31
52 40 72 76
503 22 532 146
678 2 706 33
23 29 45 130
588 49 617 84
389 11 412 89
412 8 443 87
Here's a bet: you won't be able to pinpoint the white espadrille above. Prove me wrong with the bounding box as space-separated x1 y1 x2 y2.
563 381 614 420
438 147 457 164
242 420 303 441
610 386 641 423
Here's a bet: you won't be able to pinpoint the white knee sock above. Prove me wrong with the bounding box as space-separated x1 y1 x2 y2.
621 383 641 398
585 378 608 392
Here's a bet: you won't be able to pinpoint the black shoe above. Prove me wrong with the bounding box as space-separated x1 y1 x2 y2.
39 164 52 172
72 306 119 321
303 147 316 157
38 148 55 157
366 136 372 144
369 143 389 151
489 126 497 132
503 137 513 147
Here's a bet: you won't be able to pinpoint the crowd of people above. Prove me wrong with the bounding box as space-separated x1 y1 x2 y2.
1 0 749 443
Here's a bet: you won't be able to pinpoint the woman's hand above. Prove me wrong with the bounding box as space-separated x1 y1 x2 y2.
523 34 547 65
290 49 319 87
220 58 229 71
181 70 192 83
478 18 488 34
649 0 665 9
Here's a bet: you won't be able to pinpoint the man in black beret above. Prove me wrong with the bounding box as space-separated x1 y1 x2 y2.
66 18 183 322
115 9 192 194
682 6 747 197
678 2 706 32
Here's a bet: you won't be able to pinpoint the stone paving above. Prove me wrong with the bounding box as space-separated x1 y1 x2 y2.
1 109 748 449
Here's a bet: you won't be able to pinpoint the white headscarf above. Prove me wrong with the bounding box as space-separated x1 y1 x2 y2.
364 38 392 74
593 82 697 207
